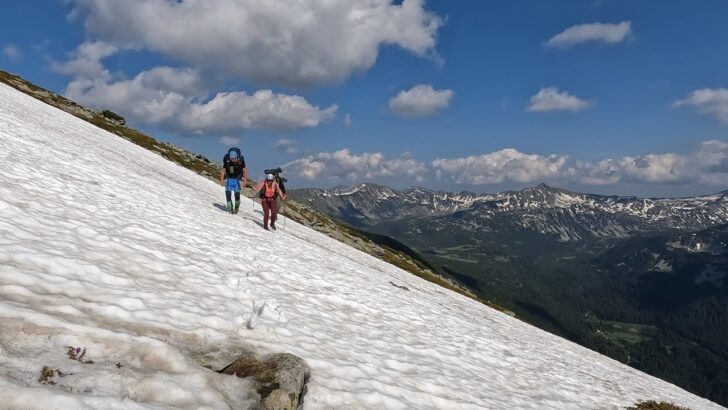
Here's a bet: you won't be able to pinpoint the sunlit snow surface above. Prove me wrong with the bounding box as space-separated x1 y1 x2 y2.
0 83 723 410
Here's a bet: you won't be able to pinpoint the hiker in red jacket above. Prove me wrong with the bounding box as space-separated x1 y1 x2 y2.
254 173 286 230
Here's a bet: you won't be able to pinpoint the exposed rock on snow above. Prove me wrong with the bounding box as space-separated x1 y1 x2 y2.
221 351 310 410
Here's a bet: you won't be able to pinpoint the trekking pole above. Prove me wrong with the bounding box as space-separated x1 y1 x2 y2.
282 200 287 231
250 180 259 213
248 183 255 213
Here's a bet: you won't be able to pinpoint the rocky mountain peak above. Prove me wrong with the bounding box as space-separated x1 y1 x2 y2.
290 182 728 240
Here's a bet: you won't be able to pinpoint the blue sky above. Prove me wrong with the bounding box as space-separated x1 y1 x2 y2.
1 0 727 196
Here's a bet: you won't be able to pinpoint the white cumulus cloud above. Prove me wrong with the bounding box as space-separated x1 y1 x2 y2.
281 142 728 189
3 44 21 61
284 149 426 182
219 136 241 146
526 87 593 113
65 66 337 134
431 142 728 188
68 0 443 87
432 149 569 184
389 84 454 117
546 21 632 49
275 139 297 155
567 140 728 186
674 88 728 125
52 40 120 80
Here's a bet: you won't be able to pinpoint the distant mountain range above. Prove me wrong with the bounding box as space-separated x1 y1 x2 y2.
292 183 481 223
290 182 728 406
290 182 728 241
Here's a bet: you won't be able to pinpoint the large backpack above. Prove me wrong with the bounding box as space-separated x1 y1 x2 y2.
223 147 243 166
276 175 286 195
264 167 287 195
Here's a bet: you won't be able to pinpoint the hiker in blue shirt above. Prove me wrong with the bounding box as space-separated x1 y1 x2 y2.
219 147 248 214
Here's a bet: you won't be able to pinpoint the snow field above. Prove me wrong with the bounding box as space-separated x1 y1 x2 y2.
0 83 724 409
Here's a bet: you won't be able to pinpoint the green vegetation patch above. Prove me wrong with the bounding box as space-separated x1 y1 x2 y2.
589 319 656 346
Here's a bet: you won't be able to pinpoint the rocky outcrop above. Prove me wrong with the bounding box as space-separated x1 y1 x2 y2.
220 351 310 410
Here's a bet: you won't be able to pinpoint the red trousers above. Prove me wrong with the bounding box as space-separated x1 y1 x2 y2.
261 197 278 226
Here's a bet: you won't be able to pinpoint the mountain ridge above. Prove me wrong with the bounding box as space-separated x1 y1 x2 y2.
290 182 728 241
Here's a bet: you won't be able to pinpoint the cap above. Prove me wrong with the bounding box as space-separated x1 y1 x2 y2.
266 173 274 180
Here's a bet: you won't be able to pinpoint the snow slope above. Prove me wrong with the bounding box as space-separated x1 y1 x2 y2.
0 83 722 410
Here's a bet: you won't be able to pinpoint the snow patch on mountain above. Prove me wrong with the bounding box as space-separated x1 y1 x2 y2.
335 183 368 196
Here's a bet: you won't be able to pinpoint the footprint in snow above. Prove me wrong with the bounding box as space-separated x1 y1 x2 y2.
246 300 267 330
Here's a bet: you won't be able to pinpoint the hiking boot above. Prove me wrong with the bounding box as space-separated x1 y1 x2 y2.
270 222 276 230
234 201 240 214
226 201 233 213
263 224 269 230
